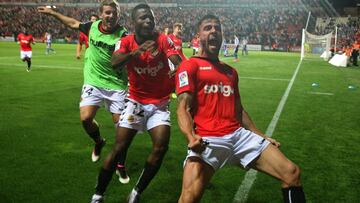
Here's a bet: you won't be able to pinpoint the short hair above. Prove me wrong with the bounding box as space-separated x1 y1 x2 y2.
89 14 99 21
173 23 183 30
131 3 151 21
100 0 120 13
196 14 220 31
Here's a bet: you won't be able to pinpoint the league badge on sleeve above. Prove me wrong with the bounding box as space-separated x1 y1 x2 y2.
179 71 189 87
115 40 121 52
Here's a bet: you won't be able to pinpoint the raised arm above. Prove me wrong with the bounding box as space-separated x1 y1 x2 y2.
177 92 207 153
37 6 80 29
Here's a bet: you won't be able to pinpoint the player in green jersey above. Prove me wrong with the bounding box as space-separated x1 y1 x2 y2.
38 0 130 184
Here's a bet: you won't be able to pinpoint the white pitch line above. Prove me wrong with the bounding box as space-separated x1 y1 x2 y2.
240 76 290 81
0 63 82 70
233 59 303 203
308 91 334 96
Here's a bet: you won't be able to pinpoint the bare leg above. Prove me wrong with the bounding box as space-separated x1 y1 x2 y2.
178 157 214 203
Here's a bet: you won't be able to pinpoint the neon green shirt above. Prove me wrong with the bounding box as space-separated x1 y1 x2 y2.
82 20 127 90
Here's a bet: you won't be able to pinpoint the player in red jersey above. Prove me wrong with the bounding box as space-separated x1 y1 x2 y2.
168 22 186 60
76 14 99 59
91 4 182 203
191 34 199 55
17 29 35 72
175 14 306 203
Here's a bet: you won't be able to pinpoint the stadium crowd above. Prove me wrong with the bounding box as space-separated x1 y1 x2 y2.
0 2 358 50
1 5 306 48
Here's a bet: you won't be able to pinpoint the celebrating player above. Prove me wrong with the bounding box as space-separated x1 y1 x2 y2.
168 22 186 60
191 34 199 56
175 14 306 203
76 14 99 59
91 4 182 203
38 0 130 183
17 28 35 72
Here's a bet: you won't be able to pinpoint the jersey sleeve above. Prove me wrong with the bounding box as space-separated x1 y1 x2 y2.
175 59 198 95
79 22 92 36
114 35 129 54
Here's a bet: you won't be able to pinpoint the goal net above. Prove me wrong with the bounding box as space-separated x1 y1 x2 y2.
301 29 334 61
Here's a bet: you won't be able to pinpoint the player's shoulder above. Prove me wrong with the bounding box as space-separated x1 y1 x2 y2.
219 61 238 74
121 33 134 41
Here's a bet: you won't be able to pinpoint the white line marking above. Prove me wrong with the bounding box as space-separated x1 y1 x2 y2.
240 76 290 81
233 59 303 203
0 63 81 70
307 91 334 96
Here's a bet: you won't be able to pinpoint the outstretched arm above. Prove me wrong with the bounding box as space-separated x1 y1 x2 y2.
177 92 207 153
37 6 80 29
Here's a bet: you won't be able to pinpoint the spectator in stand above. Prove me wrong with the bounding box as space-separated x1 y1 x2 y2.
352 40 359 66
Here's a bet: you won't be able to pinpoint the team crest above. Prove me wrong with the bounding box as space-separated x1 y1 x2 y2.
179 71 189 87
115 40 121 51
127 115 135 123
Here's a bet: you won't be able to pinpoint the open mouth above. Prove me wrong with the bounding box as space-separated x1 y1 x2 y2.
208 38 219 47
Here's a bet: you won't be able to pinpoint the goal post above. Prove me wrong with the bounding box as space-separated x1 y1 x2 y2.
301 29 335 61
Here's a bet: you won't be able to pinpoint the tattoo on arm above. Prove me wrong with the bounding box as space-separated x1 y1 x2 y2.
177 92 193 113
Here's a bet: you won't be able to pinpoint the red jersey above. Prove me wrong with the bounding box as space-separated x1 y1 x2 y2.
168 34 186 60
78 32 89 48
17 33 34 51
191 38 199 49
115 33 178 104
175 57 241 137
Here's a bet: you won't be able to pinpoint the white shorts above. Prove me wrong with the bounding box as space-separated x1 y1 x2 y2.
20 51 32 59
193 47 199 52
185 127 270 171
118 98 171 132
79 84 127 114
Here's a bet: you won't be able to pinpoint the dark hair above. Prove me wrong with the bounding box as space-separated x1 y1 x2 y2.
131 3 151 21
197 14 220 31
89 14 99 21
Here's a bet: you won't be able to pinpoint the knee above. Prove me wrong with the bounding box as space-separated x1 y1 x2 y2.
179 189 201 203
150 145 169 163
282 162 301 186
80 111 94 124
178 189 200 203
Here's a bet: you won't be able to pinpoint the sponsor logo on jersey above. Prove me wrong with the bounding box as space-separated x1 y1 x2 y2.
90 38 115 51
134 62 164 77
199 66 212 70
204 82 234 97
178 71 189 87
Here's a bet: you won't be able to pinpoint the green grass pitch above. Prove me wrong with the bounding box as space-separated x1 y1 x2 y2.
0 41 359 203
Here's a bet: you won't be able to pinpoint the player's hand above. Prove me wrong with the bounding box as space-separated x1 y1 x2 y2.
132 40 157 57
37 6 54 14
188 135 209 154
266 137 281 148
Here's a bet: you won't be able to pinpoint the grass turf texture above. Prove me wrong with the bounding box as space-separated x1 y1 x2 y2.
0 41 359 203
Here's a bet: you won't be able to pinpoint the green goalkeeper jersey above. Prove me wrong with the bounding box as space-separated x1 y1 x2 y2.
81 20 128 90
